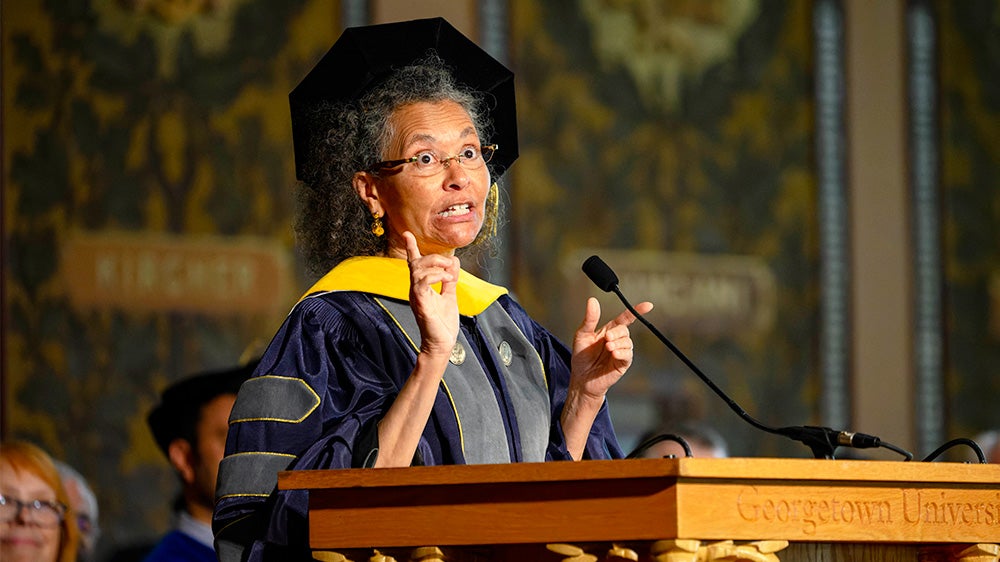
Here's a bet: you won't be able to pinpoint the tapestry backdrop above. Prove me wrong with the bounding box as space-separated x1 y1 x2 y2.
509 0 819 457
3 0 338 555
938 0 1000 443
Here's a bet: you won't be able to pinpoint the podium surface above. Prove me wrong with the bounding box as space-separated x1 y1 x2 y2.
279 457 1000 561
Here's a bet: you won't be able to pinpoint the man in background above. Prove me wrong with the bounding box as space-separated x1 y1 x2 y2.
143 361 256 562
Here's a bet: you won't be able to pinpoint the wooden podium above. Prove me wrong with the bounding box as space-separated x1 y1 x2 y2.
278 458 1000 562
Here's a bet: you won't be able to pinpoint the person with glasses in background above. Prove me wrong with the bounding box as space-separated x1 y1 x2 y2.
1 440 79 562
213 17 652 561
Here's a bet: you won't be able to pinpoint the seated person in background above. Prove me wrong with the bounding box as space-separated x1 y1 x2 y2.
144 361 256 562
54 461 100 562
213 17 651 561
973 429 1000 463
1 440 79 562
636 420 729 459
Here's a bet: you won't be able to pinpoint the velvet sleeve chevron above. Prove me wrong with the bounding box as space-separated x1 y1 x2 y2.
212 293 409 561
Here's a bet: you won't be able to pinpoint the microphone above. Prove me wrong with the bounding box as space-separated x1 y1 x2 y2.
583 255 619 292
582 255 911 460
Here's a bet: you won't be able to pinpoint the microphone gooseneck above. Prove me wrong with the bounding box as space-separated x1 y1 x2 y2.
582 254 912 461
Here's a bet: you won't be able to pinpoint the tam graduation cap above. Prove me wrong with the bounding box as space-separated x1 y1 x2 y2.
289 17 518 181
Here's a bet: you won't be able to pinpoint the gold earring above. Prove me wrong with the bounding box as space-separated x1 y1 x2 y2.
371 211 385 237
487 182 499 237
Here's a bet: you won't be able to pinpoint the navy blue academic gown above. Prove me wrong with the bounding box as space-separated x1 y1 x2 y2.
213 257 623 561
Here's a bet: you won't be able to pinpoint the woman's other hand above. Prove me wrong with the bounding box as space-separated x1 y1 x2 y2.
570 297 652 397
562 297 653 459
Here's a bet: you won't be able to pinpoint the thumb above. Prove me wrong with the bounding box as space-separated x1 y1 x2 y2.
578 297 602 335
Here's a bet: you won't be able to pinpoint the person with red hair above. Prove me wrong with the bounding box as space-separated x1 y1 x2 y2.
0 440 79 562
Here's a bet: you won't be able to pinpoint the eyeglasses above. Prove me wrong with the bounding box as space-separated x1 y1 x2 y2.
368 144 498 177
0 493 67 527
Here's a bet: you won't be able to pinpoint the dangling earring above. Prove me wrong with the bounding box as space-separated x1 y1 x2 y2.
485 182 499 238
471 183 500 247
371 211 385 237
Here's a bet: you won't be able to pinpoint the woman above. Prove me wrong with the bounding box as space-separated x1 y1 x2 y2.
1 441 79 562
213 18 652 561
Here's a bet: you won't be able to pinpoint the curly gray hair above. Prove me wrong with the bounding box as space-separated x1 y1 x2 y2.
295 53 502 276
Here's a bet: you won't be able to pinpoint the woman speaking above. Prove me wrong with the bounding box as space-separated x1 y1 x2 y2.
213 18 652 561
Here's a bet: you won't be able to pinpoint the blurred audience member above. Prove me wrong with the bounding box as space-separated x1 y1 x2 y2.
142 361 256 562
54 461 100 562
636 420 729 459
973 429 1000 463
1 440 79 562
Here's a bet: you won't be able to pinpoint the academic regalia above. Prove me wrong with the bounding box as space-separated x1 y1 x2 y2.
213 257 623 561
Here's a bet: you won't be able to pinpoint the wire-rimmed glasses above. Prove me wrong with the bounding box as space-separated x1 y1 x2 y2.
368 144 498 177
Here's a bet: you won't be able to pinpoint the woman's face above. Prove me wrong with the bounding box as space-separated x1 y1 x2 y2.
365 100 491 258
0 463 63 562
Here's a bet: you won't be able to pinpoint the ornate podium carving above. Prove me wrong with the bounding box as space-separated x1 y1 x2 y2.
278 457 1000 561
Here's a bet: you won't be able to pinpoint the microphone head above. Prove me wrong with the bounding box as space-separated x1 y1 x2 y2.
582 255 619 292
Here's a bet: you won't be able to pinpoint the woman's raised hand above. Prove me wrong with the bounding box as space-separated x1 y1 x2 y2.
404 231 461 358
374 233 463 467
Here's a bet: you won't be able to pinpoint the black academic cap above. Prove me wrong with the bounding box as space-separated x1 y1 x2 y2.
289 17 518 181
147 361 257 456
